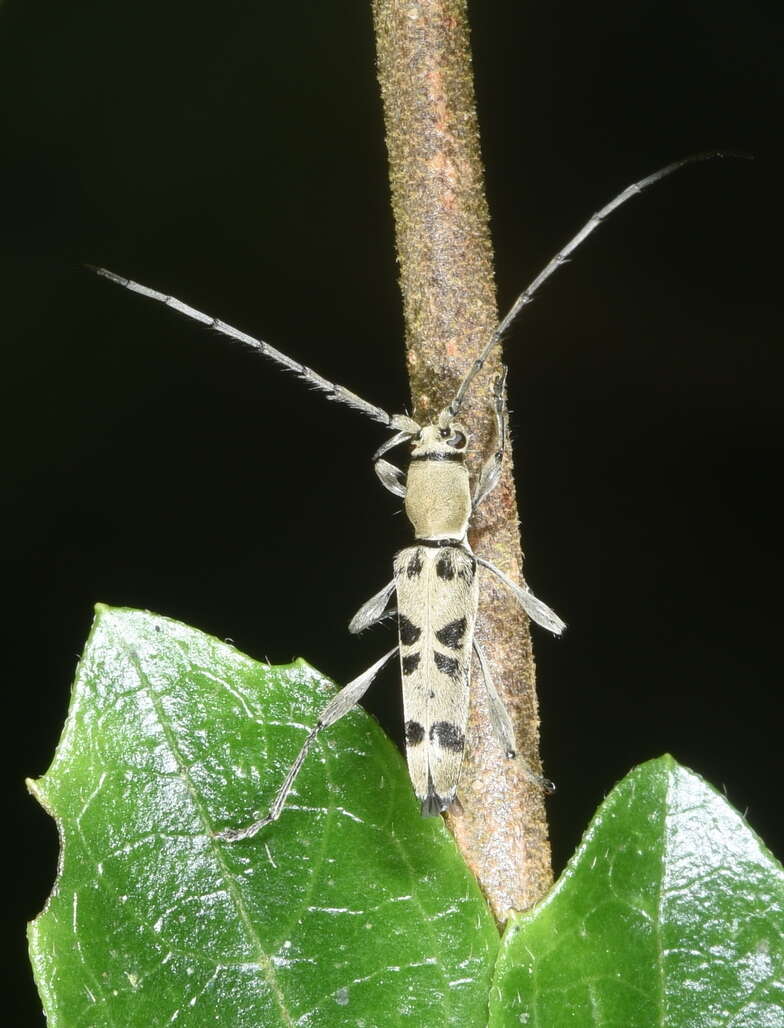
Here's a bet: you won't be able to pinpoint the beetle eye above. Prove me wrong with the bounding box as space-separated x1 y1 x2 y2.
446 430 467 449
439 427 451 439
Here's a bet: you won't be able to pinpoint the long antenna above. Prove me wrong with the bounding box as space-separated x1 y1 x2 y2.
442 150 749 421
89 267 393 427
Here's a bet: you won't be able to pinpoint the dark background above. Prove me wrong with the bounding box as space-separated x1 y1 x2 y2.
2 0 782 1022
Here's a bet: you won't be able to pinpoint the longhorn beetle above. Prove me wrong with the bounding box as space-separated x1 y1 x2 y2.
92 151 736 836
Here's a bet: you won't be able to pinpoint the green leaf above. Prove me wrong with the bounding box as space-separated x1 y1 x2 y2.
489 754 784 1027
29 606 499 1027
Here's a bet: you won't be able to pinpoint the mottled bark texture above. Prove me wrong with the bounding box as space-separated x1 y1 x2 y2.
371 0 554 922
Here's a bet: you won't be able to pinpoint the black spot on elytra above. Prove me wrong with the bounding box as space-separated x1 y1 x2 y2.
435 553 454 580
458 557 477 583
404 720 425 745
430 721 465 752
407 550 423 578
398 614 421 646
401 652 421 676
433 651 460 678
435 616 466 650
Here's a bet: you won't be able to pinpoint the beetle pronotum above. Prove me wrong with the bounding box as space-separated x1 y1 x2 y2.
92 151 737 835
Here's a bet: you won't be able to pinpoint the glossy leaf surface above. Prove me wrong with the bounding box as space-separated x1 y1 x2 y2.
489 755 784 1026
29 606 499 1026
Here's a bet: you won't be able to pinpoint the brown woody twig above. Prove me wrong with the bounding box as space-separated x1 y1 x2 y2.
372 0 553 922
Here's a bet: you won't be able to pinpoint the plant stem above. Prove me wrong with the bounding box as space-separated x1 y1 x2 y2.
371 0 553 923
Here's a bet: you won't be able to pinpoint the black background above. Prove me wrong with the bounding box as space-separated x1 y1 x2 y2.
2 0 782 1023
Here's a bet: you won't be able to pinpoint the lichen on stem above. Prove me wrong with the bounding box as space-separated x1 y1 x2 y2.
371 0 553 922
